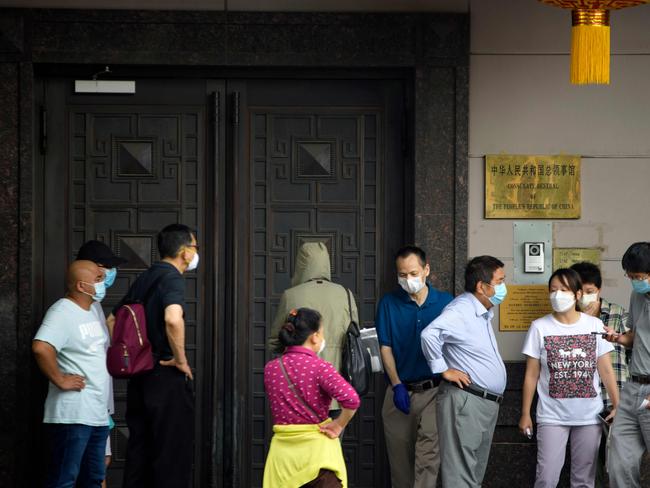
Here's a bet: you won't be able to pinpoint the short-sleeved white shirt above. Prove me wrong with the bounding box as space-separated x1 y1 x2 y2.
522 312 614 425
34 298 110 426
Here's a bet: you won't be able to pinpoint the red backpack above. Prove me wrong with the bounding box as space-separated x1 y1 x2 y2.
106 274 164 378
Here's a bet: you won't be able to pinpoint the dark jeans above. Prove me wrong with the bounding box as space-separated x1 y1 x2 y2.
122 364 195 488
45 423 109 488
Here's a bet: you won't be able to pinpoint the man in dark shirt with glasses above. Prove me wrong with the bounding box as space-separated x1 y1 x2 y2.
111 223 199 488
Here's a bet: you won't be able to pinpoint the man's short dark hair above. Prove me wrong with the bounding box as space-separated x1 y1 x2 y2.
394 245 427 267
464 255 505 293
622 242 650 274
570 261 602 288
157 224 194 259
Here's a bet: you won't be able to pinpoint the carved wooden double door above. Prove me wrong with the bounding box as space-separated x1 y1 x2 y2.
39 76 407 487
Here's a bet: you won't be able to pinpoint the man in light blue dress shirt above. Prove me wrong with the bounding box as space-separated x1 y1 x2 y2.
421 255 508 488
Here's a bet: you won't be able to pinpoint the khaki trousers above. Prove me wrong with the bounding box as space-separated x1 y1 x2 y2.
382 386 440 488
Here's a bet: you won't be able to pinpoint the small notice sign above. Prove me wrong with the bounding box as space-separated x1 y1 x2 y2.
552 248 601 270
499 284 552 332
485 154 581 219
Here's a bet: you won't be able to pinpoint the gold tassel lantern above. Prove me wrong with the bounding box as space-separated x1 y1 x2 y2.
540 1 649 85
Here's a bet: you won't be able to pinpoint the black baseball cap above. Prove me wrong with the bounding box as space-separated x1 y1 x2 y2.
76 240 128 268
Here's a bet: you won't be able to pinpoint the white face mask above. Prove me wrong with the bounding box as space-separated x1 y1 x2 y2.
318 339 326 354
398 276 425 295
578 292 599 310
187 252 199 271
550 291 576 313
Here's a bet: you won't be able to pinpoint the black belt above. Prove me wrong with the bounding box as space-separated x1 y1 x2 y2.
405 378 441 392
631 375 650 384
447 381 503 404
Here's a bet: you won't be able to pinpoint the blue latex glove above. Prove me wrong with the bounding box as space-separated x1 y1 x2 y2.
392 383 410 414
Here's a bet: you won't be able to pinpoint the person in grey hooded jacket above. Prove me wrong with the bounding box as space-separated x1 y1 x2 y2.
270 242 359 415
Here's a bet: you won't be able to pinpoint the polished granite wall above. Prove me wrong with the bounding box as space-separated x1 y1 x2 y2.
0 60 19 485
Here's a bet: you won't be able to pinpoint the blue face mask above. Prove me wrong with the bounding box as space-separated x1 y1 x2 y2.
488 283 508 306
81 281 106 302
632 278 650 295
104 268 117 288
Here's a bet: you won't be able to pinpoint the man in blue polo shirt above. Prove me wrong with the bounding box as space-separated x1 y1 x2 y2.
376 245 453 488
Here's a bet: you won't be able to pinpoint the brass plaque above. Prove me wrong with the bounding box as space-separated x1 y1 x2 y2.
485 155 581 219
553 248 601 270
499 284 552 332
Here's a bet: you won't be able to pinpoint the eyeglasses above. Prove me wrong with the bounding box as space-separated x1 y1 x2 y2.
625 272 650 281
186 244 199 251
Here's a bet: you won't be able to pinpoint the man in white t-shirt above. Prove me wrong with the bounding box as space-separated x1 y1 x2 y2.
33 260 110 487
76 239 127 488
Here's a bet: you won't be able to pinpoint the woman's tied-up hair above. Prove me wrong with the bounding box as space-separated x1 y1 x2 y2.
274 307 322 354
281 310 298 333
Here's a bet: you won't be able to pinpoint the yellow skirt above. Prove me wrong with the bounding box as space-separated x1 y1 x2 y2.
262 419 347 488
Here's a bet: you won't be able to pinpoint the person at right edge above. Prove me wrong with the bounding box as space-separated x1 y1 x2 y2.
421 256 508 488
109 224 198 488
570 261 629 488
606 242 650 488
375 245 452 488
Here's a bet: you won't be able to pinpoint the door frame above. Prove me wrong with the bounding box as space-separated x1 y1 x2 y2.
32 67 419 488
225 76 411 487
9 11 469 488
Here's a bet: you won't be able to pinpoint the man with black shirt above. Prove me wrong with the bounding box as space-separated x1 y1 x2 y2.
111 224 198 488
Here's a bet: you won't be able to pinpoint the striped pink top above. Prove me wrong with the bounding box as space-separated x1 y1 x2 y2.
264 346 361 425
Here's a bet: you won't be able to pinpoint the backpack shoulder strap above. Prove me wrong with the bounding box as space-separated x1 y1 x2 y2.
341 285 355 322
345 287 352 321
343 286 360 335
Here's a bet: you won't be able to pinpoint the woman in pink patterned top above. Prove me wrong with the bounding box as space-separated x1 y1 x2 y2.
263 308 360 488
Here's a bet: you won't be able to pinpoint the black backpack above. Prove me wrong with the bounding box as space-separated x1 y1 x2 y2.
341 288 372 396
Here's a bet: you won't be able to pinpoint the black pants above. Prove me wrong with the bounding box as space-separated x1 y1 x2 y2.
122 365 194 488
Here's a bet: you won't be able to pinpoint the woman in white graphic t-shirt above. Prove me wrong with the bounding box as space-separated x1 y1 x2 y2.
519 268 619 488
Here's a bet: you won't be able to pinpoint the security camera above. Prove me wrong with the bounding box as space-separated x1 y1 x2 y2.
524 242 545 273
528 244 541 256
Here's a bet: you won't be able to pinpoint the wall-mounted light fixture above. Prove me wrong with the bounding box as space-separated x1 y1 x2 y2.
74 66 136 94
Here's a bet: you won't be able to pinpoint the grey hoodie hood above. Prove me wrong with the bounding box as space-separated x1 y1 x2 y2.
291 242 332 287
